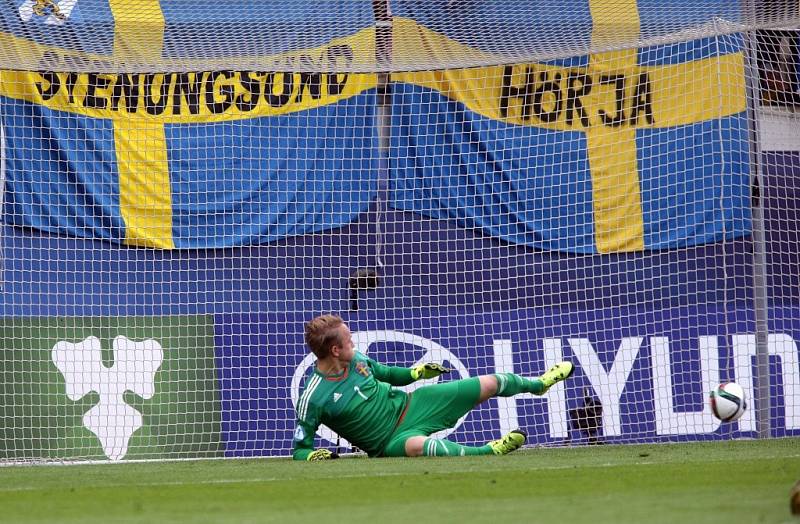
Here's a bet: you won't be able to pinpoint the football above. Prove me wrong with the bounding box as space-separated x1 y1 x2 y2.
709 382 747 422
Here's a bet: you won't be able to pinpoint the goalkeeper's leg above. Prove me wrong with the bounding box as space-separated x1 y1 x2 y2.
381 364 572 458
402 430 527 457
481 361 575 401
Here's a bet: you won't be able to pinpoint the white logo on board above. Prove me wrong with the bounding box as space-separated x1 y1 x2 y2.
52 335 164 461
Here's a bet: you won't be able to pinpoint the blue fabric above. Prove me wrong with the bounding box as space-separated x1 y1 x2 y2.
389 82 596 253
166 92 379 248
637 114 752 249
161 1 375 60
390 0 593 55
638 34 744 67
637 1 744 38
388 79 751 253
1 97 125 242
390 0 744 57
0 1 375 62
0 0 114 57
0 90 379 249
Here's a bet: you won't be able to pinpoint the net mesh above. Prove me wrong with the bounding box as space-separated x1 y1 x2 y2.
0 1 797 72
0 1 798 463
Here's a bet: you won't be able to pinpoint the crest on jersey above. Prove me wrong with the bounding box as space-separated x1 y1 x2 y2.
355 361 370 377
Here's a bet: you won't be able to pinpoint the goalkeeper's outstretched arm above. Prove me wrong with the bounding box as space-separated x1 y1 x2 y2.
366 354 452 386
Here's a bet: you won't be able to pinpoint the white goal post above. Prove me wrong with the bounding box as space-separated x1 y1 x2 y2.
0 1 798 463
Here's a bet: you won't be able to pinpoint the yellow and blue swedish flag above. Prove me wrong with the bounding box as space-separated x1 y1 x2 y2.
0 1 751 253
0 0 380 249
390 2 751 253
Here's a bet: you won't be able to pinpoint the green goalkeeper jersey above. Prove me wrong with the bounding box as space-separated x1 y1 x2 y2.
292 351 416 460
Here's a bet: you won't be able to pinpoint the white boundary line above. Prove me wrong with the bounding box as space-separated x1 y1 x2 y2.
1 453 799 493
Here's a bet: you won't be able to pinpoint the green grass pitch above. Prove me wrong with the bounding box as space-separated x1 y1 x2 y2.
0 438 797 524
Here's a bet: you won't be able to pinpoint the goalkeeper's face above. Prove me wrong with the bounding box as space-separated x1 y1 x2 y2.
333 324 355 363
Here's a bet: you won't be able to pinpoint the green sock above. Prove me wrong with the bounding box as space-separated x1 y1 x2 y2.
422 438 492 457
494 372 544 396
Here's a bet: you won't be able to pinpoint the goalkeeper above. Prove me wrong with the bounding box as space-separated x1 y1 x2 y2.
293 314 574 461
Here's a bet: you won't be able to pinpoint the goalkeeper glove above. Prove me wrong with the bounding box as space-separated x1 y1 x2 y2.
306 449 339 461
410 363 452 380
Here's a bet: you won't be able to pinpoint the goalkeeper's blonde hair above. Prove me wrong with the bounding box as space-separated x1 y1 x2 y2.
304 314 345 359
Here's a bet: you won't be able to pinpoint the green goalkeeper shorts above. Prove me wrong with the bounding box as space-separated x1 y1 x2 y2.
381 376 482 457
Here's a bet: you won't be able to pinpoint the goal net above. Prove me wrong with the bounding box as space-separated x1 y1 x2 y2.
0 1 798 463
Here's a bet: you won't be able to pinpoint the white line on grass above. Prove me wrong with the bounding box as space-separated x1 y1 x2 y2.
1 453 799 493
0 472 407 493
